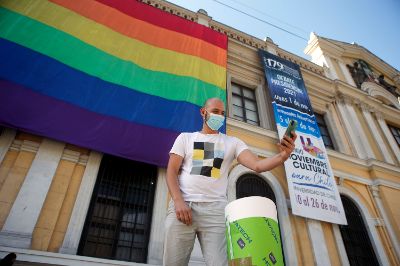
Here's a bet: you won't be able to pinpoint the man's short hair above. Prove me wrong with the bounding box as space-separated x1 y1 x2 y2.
202 98 223 108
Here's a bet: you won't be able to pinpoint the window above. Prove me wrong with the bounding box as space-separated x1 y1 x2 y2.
78 155 157 263
231 83 260 126
315 113 335 150
388 125 400 147
339 196 379 266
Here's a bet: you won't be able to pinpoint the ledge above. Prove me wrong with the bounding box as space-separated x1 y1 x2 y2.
0 246 156 266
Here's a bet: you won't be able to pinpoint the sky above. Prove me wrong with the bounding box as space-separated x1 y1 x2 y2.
166 0 400 71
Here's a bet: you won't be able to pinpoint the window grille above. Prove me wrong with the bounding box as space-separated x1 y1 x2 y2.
78 155 157 263
339 196 379 266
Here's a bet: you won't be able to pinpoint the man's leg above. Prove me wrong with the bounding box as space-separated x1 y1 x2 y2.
163 200 196 266
195 201 228 266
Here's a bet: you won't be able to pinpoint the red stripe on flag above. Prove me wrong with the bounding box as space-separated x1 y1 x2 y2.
96 0 227 49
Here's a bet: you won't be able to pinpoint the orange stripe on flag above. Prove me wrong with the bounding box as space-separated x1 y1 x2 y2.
50 0 227 68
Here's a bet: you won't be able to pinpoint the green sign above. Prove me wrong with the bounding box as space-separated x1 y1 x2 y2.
226 216 283 266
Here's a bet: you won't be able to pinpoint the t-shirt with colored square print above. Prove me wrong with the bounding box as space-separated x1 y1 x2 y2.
170 132 248 202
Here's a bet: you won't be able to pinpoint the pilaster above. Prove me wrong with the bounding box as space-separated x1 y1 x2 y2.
0 139 65 248
359 104 394 164
375 112 400 163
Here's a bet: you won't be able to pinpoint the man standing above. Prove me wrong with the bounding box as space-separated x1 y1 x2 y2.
163 98 296 266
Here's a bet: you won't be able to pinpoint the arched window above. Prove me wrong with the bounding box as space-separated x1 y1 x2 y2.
78 155 157 263
236 174 276 203
339 195 379 266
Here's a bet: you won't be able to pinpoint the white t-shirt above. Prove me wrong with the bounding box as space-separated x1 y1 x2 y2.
170 132 248 202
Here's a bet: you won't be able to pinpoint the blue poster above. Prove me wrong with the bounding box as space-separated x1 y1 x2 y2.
259 50 347 224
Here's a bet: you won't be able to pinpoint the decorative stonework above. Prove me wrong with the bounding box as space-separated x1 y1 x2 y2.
359 102 372 112
369 185 381 199
373 218 385 227
336 93 354 106
10 140 40 153
338 176 344 186
60 149 89 166
353 98 362 107
361 82 400 109
138 0 196 21
393 74 400 86
78 155 89 166
373 111 384 120
61 149 80 163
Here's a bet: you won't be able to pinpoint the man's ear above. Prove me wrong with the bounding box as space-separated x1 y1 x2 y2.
200 108 206 119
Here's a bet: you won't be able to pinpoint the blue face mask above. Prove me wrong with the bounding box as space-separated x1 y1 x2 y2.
206 112 225 131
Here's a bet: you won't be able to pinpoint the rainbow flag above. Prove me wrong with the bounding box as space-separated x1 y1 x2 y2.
0 0 227 166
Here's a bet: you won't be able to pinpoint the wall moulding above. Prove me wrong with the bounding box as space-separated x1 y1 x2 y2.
361 82 400 109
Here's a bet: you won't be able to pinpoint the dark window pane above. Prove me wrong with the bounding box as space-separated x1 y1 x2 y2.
78 155 157 263
315 113 335 150
231 83 241 94
232 95 243 107
319 127 329 135
388 125 400 147
243 88 256 99
244 99 257 111
233 105 244 118
245 110 259 123
315 114 325 124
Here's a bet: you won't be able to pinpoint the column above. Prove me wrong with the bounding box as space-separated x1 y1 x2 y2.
332 224 350 266
335 96 366 158
0 139 65 248
375 112 400 163
60 151 102 254
307 219 331 266
324 103 350 154
339 61 356 87
345 99 375 159
147 168 169 265
360 104 395 164
0 128 16 164
369 185 400 259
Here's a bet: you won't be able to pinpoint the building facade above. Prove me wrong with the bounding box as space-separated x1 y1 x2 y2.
0 0 399 265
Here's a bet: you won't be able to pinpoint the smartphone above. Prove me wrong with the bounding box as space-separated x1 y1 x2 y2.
284 119 297 138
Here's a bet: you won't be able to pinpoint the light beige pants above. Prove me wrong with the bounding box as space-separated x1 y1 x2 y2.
163 200 228 266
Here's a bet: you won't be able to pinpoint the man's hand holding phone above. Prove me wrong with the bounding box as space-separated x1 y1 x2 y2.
278 120 297 162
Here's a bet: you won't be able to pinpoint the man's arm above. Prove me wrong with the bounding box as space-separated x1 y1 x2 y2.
237 133 297 173
166 153 192 225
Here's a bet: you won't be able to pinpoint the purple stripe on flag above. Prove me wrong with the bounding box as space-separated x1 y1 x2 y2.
0 80 178 167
